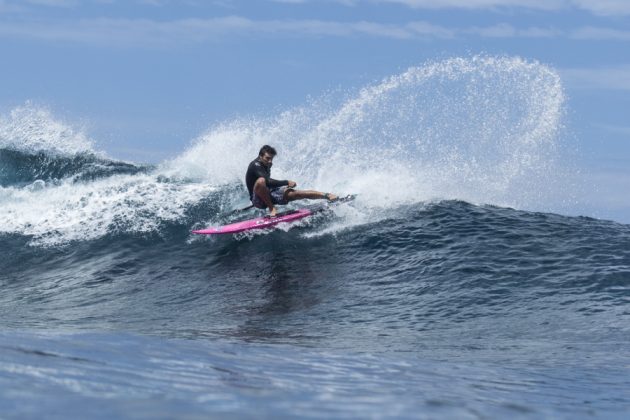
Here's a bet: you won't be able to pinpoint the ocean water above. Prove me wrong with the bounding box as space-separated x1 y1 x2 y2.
1 56 629 418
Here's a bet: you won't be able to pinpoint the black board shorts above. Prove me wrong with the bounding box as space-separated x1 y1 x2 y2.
251 186 291 209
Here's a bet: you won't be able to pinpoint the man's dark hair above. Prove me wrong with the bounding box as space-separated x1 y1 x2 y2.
259 145 277 157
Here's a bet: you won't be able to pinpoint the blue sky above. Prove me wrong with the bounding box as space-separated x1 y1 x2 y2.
0 0 629 220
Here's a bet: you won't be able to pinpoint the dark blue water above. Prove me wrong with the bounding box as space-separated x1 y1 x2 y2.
1 57 628 417
1 147 629 419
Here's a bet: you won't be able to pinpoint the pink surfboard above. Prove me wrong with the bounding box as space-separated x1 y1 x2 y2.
192 208 314 235
192 195 355 236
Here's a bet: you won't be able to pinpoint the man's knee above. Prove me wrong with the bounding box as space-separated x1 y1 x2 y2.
253 178 266 191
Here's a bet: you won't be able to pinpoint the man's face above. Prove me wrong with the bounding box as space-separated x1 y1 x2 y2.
260 152 274 167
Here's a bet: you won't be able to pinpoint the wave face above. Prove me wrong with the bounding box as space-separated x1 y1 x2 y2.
1 200 629 418
0 57 627 418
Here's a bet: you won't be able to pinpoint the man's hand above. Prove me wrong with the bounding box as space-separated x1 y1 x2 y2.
287 180 297 188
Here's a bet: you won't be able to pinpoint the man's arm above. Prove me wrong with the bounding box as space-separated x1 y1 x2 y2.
249 163 289 188
267 178 289 188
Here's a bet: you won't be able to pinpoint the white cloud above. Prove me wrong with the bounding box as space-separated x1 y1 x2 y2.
379 0 564 12
572 0 630 16
7 0 630 16
25 0 76 6
0 14 628 46
467 23 516 38
6 0 630 16
571 26 630 41
560 66 630 91
594 123 630 137
0 16 458 46
464 23 560 39
334 0 630 16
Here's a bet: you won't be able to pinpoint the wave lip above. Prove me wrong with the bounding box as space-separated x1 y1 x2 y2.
0 103 148 186
0 104 95 156
0 104 204 246
0 148 147 187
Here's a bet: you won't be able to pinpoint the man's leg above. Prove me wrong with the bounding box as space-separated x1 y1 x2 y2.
285 189 338 202
253 178 277 216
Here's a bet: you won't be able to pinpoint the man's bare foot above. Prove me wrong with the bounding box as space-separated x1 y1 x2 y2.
270 207 277 217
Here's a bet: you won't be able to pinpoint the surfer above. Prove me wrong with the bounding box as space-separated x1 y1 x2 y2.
246 145 338 217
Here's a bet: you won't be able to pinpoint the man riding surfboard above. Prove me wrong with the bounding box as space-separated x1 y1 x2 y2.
246 145 338 217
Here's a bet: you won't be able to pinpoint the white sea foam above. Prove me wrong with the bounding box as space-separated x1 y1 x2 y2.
168 56 566 205
0 56 572 244
0 104 223 246
0 174 215 246
0 103 95 156
165 55 570 237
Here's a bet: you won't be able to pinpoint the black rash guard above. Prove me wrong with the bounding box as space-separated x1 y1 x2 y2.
245 158 289 199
